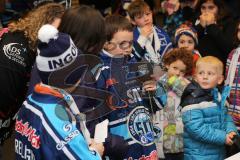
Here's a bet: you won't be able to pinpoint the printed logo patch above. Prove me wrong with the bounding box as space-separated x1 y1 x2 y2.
3 43 26 67
127 106 155 146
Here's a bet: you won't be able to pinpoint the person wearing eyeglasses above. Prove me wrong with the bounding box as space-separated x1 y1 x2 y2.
194 0 237 66
93 14 165 160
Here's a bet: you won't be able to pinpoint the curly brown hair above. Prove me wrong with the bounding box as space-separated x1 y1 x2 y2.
8 3 64 51
163 48 194 75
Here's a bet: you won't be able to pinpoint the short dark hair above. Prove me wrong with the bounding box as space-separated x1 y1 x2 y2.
58 5 106 55
127 0 150 20
105 14 133 41
163 48 194 75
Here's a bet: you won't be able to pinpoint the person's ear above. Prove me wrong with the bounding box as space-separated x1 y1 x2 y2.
217 75 224 85
130 19 136 26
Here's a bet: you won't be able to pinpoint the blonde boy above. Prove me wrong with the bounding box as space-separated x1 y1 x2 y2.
180 56 238 160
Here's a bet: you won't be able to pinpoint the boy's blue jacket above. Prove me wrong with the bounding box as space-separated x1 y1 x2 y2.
94 51 164 159
181 81 238 160
15 85 101 160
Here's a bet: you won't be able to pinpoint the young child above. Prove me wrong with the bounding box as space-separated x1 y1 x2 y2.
154 48 193 159
127 0 172 66
225 20 240 134
96 14 163 160
175 24 201 74
181 56 238 160
15 25 104 160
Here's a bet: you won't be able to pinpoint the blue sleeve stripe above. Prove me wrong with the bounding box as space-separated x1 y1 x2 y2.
23 101 77 160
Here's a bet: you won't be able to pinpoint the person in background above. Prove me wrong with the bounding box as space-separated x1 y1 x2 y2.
179 0 199 24
0 2 64 149
154 48 193 160
0 0 70 27
181 56 238 160
160 0 184 40
225 20 240 134
127 0 172 81
174 24 201 74
225 19 240 156
194 0 237 65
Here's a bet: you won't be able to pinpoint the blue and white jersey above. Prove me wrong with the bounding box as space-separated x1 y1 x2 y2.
15 86 101 160
96 51 164 159
133 25 172 64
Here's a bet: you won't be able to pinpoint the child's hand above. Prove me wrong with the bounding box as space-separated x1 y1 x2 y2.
200 13 216 27
200 13 207 27
204 12 216 26
89 141 105 156
225 134 234 146
143 80 157 91
140 25 153 38
228 131 237 139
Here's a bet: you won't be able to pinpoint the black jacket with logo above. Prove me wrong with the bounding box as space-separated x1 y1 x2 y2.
0 31 35 144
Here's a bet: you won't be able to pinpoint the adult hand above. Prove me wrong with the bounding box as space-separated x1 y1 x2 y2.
89 141 105 157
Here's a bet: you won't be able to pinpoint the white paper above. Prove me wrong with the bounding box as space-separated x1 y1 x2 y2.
94 119 109 143
225 152 240 160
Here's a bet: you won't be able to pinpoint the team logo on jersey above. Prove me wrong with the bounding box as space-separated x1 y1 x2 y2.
3 43 26 67
127 106 156 146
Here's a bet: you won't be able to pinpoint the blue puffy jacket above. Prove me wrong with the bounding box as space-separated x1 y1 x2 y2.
181 81 237 160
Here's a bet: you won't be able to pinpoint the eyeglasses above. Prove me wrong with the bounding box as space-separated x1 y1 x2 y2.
105 40 133 51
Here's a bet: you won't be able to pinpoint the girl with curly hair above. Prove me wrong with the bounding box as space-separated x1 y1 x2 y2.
0 2 64 146
154 48 193 159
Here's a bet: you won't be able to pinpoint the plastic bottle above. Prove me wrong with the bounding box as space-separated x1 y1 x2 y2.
158 74 169 91
167 76 189 97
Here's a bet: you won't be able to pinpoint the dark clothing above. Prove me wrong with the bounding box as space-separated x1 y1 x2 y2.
0 0 69 27
180 80 213 107
162 152 184 160
0 31 35 144
195 17 237 65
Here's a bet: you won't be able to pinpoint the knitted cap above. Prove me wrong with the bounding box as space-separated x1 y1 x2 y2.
175 24 198 45
36 24 79 85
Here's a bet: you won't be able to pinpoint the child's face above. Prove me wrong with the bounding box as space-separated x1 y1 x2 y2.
132 9 153 28
166 60 187 77
201 0 218 16
194 63 223 89
177 35 195 51
104 31 133 57
237 24 240 41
